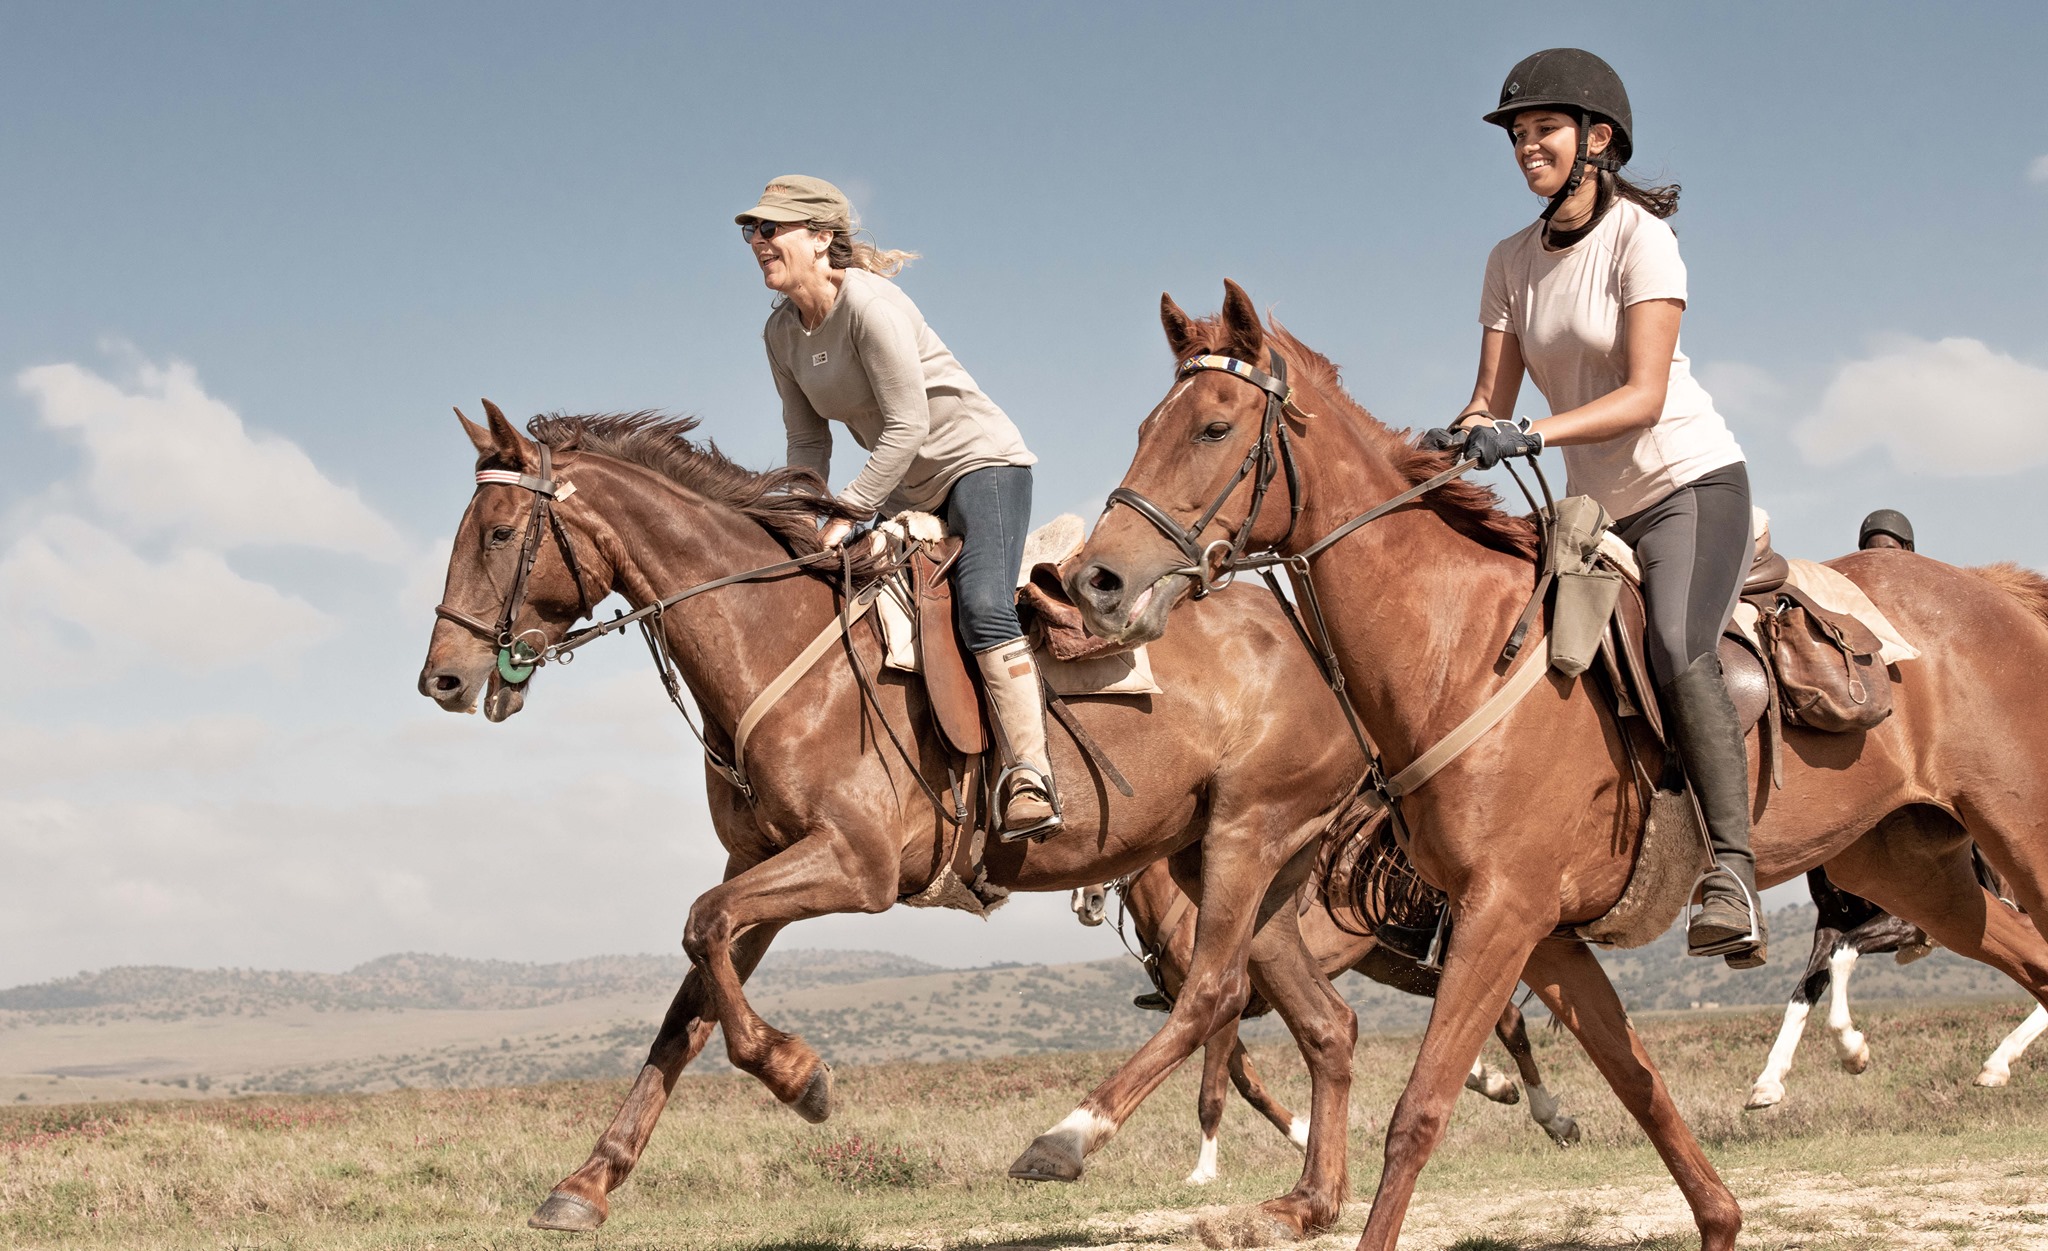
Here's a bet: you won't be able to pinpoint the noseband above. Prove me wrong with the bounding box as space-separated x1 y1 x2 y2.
433 441 595 685
1102 351 1308 597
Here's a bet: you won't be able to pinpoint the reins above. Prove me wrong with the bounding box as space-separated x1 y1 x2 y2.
437 449 968 827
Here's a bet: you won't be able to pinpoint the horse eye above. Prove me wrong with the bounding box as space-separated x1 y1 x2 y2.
1198 422 1232 443
489 525 516 546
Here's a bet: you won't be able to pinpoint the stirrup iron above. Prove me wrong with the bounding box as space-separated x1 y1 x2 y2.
993 761 1062 844
1685 863 1764 967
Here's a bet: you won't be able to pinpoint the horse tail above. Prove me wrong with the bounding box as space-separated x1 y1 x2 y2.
1966 562 2048 632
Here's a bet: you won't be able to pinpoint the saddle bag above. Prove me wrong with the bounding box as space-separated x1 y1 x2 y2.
1763 586 1893 733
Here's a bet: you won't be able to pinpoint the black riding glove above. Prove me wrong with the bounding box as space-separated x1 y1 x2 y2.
1462 418 1543 470
1419 426 1468 453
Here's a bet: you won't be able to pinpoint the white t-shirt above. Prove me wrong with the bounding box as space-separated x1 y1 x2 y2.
1479 198 1744 520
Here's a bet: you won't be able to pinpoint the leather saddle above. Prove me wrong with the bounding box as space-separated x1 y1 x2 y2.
1600 537 1789 787
908 545 1126 759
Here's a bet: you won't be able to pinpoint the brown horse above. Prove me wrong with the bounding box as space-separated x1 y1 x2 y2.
1110 857 1577 1185
417 404 1369 1235
1067 282 2048 1251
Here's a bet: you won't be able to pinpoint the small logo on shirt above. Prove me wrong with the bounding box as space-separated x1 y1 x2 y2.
812 351 829 367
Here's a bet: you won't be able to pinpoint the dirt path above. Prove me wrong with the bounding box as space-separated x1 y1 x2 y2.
949 1162 2048 1250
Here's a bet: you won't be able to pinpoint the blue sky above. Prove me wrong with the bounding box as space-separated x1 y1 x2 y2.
3 2 2044 987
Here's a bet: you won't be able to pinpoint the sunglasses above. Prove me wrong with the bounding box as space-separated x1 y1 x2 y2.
740 219 809 243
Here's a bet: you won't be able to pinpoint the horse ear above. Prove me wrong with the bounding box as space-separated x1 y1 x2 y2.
479 398 534 470
454 406 493 456
1160 293 1199 359
1220 279 1264 364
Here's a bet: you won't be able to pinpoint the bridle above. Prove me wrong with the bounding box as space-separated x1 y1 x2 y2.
434 441 596 685
1101 351 1308 597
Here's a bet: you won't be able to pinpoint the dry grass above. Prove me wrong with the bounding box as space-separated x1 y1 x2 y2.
2 999 2044 1250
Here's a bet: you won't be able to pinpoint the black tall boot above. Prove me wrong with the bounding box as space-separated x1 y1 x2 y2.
1664 651 1768 968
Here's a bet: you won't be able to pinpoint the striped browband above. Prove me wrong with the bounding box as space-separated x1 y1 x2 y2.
1179 354 1292 403
476 468 575 499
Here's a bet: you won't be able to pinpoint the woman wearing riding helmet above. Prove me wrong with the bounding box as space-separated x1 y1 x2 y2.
1420 49 1765 967
737 175 1059 841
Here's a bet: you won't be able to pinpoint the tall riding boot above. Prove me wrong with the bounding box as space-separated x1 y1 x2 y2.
975 638 1062 842
1665 651 1768 968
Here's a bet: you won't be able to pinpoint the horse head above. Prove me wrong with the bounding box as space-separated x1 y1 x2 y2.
1070 884 1108 927
417 400 607 723
1068 280 1313 645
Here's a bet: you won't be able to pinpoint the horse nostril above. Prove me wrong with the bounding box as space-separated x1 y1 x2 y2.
433 673 463 694
1086 566 1125 596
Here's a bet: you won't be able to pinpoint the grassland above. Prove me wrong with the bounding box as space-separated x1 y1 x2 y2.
4 998 2045 1251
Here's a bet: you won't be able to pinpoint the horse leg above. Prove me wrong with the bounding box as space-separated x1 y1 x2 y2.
1824 811 2048 1058
1464 1055 1519 1103
682 834 899 1120
1355 898 1562 1251
529 922 782 1231
1977 1003 2048 1087
1826 944 1870 1073
1746 932 1834 1110
1226 1031 1308 1147
1495 998 1579 1143
1187 1024 1235 1185
1514 938 1743 1251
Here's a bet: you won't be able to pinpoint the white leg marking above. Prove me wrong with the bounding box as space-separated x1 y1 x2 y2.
1827 947 1869 1073
1185 1133 1219 1185
1287 1115 1310 1150
1976 1004 2048 1088
1525 1081 1580 1145
1473 1061 1519 1103
1747 999 1811 1109
1042 1107 1119 1158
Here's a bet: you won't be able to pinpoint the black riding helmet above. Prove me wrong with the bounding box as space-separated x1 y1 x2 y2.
1484 48 1634 222
1859 508 1917 552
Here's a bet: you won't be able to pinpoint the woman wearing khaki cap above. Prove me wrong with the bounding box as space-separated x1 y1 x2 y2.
737 174 1058 841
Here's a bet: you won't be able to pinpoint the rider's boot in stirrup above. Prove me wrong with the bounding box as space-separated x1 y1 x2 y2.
1665 651 1768 968
975 637 1062 842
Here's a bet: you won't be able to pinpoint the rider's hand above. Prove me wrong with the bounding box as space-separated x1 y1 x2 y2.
1463 418 1544 470
1419 426 1467 453
818 518 855 548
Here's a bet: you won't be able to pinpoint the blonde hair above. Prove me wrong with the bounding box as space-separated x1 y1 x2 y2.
809 218 918 277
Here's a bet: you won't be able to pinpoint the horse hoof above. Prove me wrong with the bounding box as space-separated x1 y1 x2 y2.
790 1063 833 1123
1744 1087 1783 1110
1007 1130 1085 1182
1975 1067 2010 1088
528 1191 605 1231
1546 1116 1582 1146
1842 1042 1871 1075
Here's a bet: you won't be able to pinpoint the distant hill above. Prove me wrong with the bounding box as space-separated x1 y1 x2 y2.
0 948 943 1021
1 913 2033 1105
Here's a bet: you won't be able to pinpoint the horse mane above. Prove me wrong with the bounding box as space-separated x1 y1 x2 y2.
1193 316 1538 562
525 411 871 564
1967 561 2048 630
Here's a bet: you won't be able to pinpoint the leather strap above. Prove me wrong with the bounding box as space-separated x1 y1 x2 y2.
732 585 882 782
1360 643 1556 809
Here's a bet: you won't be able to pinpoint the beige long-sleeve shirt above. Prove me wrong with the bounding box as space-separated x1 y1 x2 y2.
766 269 1034 517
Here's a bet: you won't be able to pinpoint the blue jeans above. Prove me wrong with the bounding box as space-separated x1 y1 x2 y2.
941 465 1033 653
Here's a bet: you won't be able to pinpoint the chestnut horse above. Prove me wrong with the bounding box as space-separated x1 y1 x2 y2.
417 405 1369 1235
1111 857 1577 1185
1067 282 2048 1251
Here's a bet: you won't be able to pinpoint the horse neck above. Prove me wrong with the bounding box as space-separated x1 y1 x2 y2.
1281 402 1536 763
576 457 843 734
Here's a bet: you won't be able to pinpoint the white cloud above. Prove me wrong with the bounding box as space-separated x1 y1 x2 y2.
17 357 405 560
0 514 335 684
1791 335 2048 476
2029 154 2048 186
0 714 272 785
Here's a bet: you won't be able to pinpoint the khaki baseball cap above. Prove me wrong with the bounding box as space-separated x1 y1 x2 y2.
735 175 851 226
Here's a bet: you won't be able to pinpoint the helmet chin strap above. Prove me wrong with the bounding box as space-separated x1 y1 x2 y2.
1540 110 1621 224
